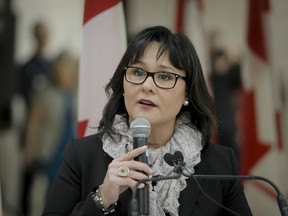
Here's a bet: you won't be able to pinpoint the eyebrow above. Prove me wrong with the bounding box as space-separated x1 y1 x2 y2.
132 61 177 72
157 64 176 72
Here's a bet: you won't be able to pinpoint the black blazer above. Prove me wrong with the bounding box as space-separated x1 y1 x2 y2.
43 134 252 216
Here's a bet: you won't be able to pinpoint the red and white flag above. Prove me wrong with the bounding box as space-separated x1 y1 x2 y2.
77 0 127 138
240 0 287 214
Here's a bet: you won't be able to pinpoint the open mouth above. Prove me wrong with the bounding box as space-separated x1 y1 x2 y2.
139 99 156 107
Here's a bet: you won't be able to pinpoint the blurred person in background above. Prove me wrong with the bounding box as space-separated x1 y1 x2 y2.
22 51 78 216
18 20 53 215
19 21 52 109
209 34 242 162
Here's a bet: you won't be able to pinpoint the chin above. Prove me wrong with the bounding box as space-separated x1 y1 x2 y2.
129 114 154 124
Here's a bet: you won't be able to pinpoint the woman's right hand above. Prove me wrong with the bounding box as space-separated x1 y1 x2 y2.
100 145 153 208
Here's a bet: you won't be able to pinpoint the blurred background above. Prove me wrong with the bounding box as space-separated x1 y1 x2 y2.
0 0 287 215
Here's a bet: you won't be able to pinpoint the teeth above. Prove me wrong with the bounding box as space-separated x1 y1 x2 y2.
143 101 150 104
141 102 150 105
140 101 153 105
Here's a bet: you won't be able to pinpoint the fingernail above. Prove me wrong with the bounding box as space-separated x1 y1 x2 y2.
138 183 145 188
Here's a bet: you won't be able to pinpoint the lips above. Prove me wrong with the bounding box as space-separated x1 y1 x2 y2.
138 99 156 107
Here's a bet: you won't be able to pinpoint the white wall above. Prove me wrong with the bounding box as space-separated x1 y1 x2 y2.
13 0 84 63
126 0 177 38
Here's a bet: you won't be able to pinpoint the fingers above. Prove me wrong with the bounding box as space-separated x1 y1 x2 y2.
115 145 148 162
100 146 152 207
111 145 153 176
126 169 151 182
101 165 149 206
124 160 153 176
109 161 152 178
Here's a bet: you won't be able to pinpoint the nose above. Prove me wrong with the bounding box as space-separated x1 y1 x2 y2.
141 76 156 92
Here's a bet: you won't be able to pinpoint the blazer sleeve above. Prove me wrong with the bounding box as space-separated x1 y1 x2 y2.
42 139 107 216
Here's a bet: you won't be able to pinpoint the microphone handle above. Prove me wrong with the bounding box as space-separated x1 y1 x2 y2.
133 137 148 163
130 174 181 216
133 137 149 215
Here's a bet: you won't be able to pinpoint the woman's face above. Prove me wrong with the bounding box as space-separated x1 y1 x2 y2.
123 42 187 129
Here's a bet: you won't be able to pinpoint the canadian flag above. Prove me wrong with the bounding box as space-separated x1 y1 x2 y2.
240 0 287 214
77 0 127 138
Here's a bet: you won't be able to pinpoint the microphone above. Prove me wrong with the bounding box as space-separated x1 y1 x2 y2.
163 151 185 173
130 151 183 216
130 118 151 216
166 151 288 216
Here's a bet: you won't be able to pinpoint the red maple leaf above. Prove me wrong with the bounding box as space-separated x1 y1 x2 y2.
240 91 271 176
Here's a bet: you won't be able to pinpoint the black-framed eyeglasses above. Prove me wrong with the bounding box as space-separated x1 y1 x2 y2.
124 66 186 89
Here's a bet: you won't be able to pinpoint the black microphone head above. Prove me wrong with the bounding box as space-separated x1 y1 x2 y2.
174 151 184 161
164 153 176 167
130 118 151 138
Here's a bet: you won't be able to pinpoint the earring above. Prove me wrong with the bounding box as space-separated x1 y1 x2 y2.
183 100 189 106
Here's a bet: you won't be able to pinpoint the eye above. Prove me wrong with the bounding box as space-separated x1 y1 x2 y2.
132 68 146 77
156 72 175 81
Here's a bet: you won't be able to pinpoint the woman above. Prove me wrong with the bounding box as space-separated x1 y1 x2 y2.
43 26 252 216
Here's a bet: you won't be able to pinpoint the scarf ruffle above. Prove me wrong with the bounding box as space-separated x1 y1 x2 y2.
102 113 202 216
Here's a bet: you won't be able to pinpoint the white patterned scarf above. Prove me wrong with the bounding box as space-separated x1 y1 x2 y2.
102 113 202 216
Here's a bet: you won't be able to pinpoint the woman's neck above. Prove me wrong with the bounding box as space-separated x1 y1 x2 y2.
148 122 175 148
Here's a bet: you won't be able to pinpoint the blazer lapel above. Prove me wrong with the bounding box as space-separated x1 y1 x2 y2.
178 158 207 216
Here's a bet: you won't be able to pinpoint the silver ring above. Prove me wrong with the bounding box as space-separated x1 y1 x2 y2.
118 166 130 177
